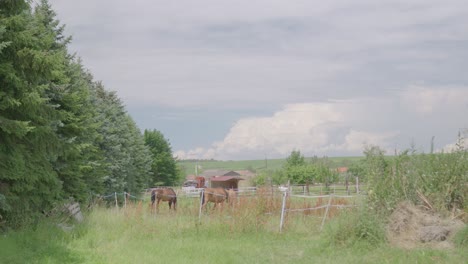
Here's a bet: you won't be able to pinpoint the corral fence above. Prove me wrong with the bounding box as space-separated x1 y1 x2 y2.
177 184 366 198
91 192 145 209
93 185 365 233
139 182 366 200
278 191 358 233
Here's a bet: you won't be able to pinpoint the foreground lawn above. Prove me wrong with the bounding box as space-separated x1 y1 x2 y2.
1 204 466 264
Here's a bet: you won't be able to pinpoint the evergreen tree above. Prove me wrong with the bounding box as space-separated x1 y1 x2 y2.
0 0 64 226
93 84 129 193
123 116 152 193
92 84 152 194
31 1 109 202
0 0 153 227
144 129 179 186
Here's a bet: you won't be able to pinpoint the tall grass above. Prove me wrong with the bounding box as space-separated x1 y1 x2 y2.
363 138 467 215
0 220 84 263
1 196 467 263
324 206 386 248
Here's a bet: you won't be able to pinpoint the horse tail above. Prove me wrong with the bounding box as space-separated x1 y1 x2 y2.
151 190 156 204
200 189 205 205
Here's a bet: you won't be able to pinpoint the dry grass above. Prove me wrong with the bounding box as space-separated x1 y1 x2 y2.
387 201 465 249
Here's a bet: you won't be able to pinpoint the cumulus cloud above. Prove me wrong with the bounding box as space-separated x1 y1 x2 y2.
48 0 468 159
176 100 397 159
440 140 468 153
438 130 468 153
176 86 467 160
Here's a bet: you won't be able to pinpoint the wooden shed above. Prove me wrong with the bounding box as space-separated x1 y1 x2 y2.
210 176 244 189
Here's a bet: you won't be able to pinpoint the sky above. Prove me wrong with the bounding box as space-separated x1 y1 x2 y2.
48 0 468 160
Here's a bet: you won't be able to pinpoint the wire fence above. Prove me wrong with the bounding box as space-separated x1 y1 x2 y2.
90 186 364 233
279 192 360 232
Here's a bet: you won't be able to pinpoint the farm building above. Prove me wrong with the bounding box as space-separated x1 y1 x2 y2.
200 170 244 188
210 176 244 189
234 170 256 187
200 170 241 178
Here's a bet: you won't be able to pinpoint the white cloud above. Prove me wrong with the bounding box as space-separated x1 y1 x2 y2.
176 99 399 159
339 130 399 153
47 0 468 159
176 86 467 160
440 140 468 153
438 130 468 153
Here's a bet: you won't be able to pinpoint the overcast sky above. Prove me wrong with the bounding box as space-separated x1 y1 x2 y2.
49 0 468 160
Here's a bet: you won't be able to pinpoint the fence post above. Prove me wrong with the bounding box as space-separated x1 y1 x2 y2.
279 191 288 233
198 189 204 222
114 192 118 208
124 192 127 208
320 193 334 231
356 177 359 194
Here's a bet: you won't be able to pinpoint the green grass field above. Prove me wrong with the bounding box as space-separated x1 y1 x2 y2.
178 156 364 175
1 194 466 264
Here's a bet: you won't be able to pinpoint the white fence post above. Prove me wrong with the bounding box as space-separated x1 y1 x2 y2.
124 192 127 208
279 191 288 233
356 177 359 194
320 194 334 231
114 192 118 208
198 189 204 222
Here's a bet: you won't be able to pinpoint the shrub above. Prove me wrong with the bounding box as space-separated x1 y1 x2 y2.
363 133 467 215
325 206 386 248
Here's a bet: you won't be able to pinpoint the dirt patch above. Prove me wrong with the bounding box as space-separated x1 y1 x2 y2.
387 201 465 249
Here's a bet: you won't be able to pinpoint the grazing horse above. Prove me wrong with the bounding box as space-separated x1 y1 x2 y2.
201 188 229 210
151 188 177 212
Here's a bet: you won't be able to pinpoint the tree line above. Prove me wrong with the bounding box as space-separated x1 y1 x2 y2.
254 140 466 213
0 0 178 228
253 150 340 190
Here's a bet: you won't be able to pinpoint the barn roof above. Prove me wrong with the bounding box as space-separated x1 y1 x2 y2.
201 170 240 177
210 176 244 182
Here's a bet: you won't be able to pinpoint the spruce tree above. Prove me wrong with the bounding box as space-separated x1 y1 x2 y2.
0 0 64 226
92 84 152 195
144 129 179 186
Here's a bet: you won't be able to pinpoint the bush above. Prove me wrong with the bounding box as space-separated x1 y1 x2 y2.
363 134 467 215
325 206 386 248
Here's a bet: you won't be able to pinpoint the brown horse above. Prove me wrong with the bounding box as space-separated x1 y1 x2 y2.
151 188 177 212
201 188 229 210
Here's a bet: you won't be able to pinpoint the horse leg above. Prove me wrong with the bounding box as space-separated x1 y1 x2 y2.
157 199 161 213
202 200 209 211
168 200 172 210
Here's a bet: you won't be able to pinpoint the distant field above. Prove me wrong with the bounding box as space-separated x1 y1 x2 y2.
178 156 364 175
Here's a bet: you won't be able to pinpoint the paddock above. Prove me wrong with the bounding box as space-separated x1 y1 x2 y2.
94 185 364 233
